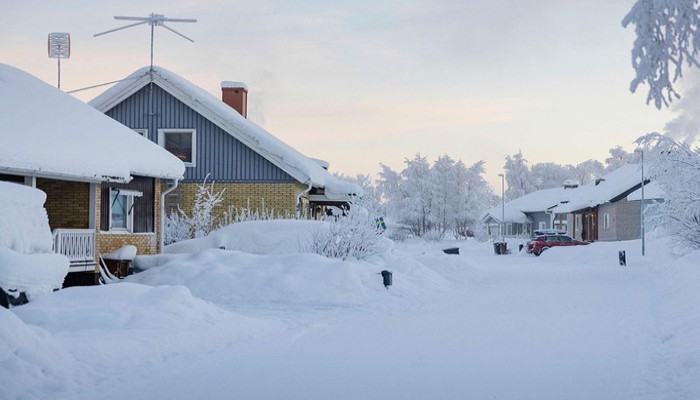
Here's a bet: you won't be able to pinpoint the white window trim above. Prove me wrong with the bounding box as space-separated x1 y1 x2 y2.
603 213 610 230
108 188 142 233
539 221 547 230
158 129 196 167
133 128 148 137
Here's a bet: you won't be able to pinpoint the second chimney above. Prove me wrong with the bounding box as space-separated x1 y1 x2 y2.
221 81 248 118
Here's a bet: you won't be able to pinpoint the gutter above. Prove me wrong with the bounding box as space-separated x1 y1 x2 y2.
160 178 180 253
295 181 313 218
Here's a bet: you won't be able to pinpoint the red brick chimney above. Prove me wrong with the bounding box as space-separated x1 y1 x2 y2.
221 81 248 118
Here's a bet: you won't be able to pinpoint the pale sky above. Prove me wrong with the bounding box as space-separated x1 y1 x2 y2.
1 0 674 190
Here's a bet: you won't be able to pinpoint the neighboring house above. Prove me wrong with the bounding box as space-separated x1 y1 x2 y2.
0 64 184 286
90 66 360 220
482 186 575 237
484 164 656 242
550 164 651 242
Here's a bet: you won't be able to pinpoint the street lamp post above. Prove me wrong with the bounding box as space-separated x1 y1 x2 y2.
498 173 505 242
635 149 646 256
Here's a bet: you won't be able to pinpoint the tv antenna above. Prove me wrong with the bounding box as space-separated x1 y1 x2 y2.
48 32 70 89
94 13 197 71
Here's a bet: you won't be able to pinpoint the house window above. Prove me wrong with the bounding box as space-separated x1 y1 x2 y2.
158 129 196 166
603 213 610 230
109 188 143 232
539 221 547 230
133 129 147 137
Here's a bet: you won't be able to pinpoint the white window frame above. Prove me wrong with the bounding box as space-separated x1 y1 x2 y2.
158 129 196 167
133 128 148 137
603 213 610 230
539 221 547 230
108 188 143 233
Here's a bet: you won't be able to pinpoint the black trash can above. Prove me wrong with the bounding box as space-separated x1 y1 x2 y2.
493 242 508 255
380 270 392 288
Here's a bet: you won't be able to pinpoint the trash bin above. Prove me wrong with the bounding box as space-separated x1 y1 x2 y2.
493 242 508 255
380 270 392 288
102 258 131 278
442 247 459 255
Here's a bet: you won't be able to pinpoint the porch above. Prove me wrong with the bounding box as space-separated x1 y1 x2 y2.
52 229 96 273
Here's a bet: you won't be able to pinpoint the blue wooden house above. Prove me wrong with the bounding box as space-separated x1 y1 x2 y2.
90 66 359 219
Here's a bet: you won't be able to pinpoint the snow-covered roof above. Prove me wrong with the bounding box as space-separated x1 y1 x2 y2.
484 187 572 224
89 66 361 197
0 64 185 183
627 181 665 201
221 81 248 90
552 164 644 213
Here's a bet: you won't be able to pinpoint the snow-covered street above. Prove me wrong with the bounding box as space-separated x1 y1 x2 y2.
4 235 698 400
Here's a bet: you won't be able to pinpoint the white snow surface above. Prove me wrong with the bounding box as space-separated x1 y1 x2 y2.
102 245 137 261
0 247 68 300
89 66 360 198
4 222 700 399
0 63 184 182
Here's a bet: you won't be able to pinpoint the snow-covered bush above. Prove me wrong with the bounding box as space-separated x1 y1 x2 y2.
307 201 386 260
164 177 225 244
220 200 294 226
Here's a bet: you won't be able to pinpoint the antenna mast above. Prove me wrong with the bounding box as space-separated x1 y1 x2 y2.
94 13 197 71
48 33 71 89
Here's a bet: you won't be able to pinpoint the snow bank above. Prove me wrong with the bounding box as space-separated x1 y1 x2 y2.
163 220 326 255
0 308 76 400
0 181 53 253
13 283 281 375
130 249 451 313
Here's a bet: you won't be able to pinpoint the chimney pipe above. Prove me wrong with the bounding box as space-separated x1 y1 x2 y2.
221 81 248 118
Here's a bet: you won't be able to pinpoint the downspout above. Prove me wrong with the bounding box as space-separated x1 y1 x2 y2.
545 208 555 230
296 181 313 218
160 178 180 253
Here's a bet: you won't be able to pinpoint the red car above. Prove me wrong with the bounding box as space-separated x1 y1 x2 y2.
526 235 589 256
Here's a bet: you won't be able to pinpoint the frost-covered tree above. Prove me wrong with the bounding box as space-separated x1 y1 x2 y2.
573 159 606 185
605 146 641 171
164 177 225 244
377 154 494 239
637 132 700 249
530 163 572 190
623 0 700 108
504 151 536 200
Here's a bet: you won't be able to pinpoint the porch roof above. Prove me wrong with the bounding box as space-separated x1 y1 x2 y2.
0 64 185 183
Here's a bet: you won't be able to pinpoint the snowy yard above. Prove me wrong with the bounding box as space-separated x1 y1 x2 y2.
2 229 699 400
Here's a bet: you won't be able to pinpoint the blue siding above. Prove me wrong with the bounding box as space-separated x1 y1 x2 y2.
106 84 295 183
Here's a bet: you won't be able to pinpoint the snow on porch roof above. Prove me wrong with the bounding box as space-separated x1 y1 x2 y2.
89 66 361 197
0 64 185 183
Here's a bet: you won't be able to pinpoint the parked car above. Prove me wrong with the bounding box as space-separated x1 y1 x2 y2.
526 235 589 256
533 228 567 237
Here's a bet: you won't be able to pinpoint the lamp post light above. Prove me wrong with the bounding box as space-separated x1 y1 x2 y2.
498 173 505 242
635 149 646 256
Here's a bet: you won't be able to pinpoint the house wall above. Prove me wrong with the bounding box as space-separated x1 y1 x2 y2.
528 212 551 231
94 179 162 261
165 181 308 220
598 198 641 241
36 178 90 230
105 84 296 183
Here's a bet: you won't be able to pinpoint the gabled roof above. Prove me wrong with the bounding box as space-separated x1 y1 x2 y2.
89 66 360 199
627 181 665 201
552 164 644 213
0 64 184 183
484 187 571 224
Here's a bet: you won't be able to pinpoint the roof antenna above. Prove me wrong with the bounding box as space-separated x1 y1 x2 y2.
94 13 197 72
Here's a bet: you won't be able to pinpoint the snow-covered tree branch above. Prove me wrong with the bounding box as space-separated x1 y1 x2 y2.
623 0 700 108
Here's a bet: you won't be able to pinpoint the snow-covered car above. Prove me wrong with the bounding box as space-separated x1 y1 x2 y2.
0 182 68 308
526 235 589 256
533 228 567 237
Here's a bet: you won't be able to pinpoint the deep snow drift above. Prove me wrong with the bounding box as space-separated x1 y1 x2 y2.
3 221 699 399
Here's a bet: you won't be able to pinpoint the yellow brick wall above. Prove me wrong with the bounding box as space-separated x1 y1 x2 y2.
164 181 310 220
37 178 90 230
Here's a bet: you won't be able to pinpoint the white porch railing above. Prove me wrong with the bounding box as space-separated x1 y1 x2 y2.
52 229 96 272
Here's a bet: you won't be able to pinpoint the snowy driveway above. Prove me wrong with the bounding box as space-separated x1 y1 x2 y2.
57 242 671 400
